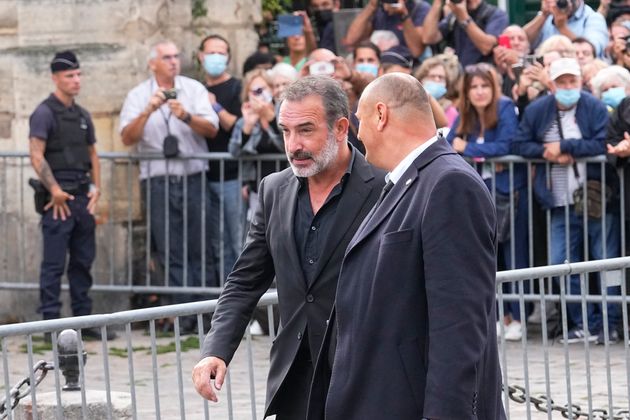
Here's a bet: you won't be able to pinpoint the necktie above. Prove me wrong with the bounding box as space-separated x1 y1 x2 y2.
374 180 394 208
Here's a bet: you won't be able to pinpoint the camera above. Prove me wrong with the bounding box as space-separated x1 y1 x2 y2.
556 0 570 11
163 88 177 100
451 0 465 4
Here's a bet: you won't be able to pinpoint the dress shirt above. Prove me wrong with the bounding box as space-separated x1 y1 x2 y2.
294 145 355 286
386 135 439 185
119 75 219 179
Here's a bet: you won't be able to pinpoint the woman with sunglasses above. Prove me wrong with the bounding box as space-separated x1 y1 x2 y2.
446 63 529 341
230 69 286 220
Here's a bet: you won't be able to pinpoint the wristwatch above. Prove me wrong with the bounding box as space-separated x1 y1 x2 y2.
181 112 192 124
459 17 472 29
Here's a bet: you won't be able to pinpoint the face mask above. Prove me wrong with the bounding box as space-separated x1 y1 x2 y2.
423 80 447 99
554 88 581 108
602 86 626 109
314 9 333 27
203 53 228 77
355 63 379 77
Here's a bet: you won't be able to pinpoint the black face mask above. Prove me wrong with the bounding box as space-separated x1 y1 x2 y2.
314 9 333 27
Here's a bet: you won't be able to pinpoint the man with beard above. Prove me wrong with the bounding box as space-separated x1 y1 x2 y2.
192 76 386 419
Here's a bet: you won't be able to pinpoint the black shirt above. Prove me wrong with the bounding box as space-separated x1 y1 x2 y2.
293 146 355 286
205 77 243 181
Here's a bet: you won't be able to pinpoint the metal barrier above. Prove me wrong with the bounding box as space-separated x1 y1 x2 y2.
0 152 626 295
0 151 287 296
0 258 629 419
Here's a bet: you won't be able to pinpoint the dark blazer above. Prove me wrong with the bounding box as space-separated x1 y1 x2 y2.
309 138 506 420
201 145 386 417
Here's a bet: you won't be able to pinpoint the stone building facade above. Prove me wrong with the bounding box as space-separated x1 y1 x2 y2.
0 0 261 321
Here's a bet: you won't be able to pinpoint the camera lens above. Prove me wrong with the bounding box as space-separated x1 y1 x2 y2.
556 0 568 9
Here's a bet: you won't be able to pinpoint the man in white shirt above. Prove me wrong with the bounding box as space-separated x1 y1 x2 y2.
120 40 218 324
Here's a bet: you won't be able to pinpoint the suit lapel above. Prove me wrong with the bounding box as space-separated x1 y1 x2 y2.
308 155 374 288
348 137 457 251
279 177 308 287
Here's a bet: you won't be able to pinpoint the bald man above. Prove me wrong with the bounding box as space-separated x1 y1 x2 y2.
307 74 506 420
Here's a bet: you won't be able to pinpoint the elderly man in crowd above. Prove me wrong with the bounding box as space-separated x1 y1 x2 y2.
119 40 218 331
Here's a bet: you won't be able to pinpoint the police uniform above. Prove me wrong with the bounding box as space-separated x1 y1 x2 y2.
29 93 96 320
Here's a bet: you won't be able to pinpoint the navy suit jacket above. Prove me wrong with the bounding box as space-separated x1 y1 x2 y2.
309 137 506 420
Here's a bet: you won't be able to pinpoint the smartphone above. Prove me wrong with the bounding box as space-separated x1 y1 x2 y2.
309 61 335 76
524 54 543 67
277 14 303 38
498 35 511 49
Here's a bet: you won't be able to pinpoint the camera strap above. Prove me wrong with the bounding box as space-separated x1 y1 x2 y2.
555 108 579 179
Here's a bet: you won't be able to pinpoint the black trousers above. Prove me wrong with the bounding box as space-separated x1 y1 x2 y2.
274 337 314 420
39 194 95 318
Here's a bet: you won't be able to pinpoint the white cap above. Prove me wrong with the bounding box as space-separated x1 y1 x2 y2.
549 57 581 81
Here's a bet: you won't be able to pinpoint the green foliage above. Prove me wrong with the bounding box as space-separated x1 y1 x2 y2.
263 0 293 15
192 0 208 18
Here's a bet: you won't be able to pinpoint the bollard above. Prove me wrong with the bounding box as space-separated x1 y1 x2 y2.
57 329 87 391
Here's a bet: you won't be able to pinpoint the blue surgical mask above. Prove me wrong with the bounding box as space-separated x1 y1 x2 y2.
355 63 379 78
554 88 581 108
203 53 228 77
602 86 627 109
423 80 447 99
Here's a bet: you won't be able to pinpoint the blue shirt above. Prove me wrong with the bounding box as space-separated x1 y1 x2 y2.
373 0 430 56
438 1 508 67
536 3 608 57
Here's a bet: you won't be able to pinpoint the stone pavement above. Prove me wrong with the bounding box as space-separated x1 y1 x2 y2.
1 327 629 419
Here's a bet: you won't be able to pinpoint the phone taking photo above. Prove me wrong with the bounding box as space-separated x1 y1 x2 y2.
498 35 511 49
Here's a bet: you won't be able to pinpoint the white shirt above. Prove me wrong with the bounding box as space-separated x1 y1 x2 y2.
119 75 219 179
386 135 439 185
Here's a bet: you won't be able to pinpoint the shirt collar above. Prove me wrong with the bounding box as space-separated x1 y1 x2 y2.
386 135 439 185
570 3 585 21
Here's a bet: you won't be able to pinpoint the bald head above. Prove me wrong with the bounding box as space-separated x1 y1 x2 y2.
363 73 434 121
309 48 336 62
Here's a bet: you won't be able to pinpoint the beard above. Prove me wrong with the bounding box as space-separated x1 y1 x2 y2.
287 132 340 178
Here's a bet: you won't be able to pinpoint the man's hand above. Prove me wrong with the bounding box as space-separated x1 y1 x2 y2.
541 0 554 16
449 0 469 22
168 99 189 121
607 131 630 158
87 186 100 215
551 3 570 29
543 142 562 161
556 153 575 165
44 185 74 221
192 356 227 402
382 0 408 16
452 137 467 153
146 90 166 114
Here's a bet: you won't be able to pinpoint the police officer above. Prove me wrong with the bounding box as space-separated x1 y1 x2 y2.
28 51 111 339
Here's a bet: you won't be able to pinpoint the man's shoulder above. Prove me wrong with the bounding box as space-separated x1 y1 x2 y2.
262 167 295 189
126 78 152 97
30 98 54 121
177 75 207 91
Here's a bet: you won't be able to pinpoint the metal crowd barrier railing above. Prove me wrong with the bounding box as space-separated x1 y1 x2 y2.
1 258 630 419
0 151 288 296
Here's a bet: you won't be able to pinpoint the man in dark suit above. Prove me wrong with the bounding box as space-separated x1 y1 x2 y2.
308 73 506 419
191 75 386 419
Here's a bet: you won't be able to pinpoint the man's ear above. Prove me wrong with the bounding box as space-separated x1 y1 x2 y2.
376 102 388 132
335 117 350 141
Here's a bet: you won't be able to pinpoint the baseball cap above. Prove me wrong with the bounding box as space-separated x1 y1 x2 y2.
549 57 581 80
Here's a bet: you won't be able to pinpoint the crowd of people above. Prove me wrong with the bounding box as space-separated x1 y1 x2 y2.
30 0 630 343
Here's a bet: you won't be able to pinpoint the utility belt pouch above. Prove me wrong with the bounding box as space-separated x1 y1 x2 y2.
28 178 49 215
573 180 612 219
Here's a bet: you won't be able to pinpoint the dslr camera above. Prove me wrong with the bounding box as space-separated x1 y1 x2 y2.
556 0 572 12
451 0 465 4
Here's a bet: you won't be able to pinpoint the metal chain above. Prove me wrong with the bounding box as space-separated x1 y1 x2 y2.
0 360 54 420
506 384 630 420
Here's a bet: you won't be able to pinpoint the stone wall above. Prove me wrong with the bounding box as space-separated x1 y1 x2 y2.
0 0 261 322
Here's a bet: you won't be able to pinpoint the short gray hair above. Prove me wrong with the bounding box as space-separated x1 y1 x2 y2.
148 40 176 61
280 76 349 130
590 65 630 98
